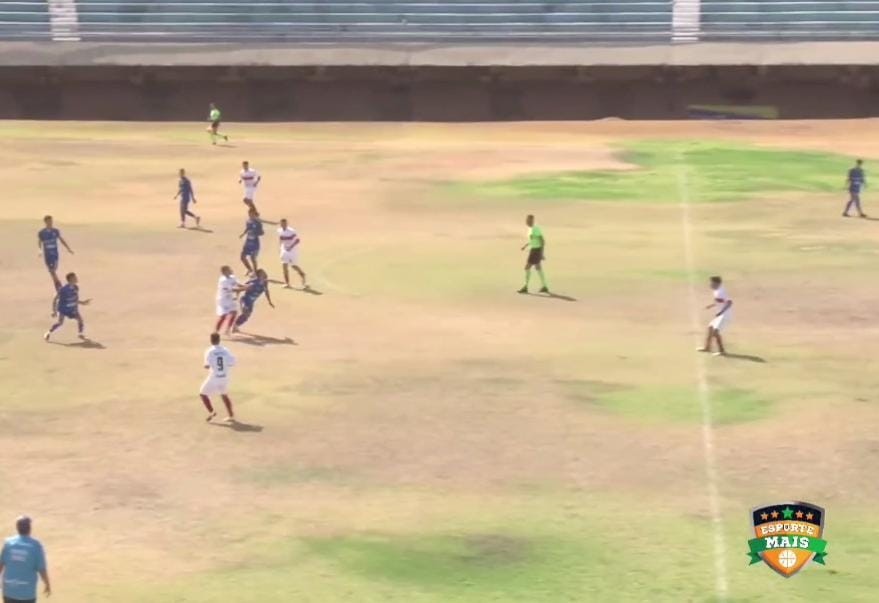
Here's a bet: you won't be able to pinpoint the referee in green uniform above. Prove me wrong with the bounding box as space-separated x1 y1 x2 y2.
207 102 229 145
518 214 549 294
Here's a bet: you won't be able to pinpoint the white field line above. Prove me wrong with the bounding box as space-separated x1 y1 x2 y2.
677 166 729 600
312 245 378 296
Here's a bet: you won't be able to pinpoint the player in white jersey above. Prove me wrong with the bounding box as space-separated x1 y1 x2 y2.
277 218 308 289
698 275 733 356
200 332 236 422
239 160 261 215
215 265 240 335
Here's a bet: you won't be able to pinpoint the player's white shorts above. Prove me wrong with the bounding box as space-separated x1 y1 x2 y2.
243 186 258 200
709 312 731 332
216 300 239 316
280 247 300 265
200 375 230 396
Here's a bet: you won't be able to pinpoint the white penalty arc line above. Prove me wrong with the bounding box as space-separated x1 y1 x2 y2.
312 244 380 296
677 166 729 600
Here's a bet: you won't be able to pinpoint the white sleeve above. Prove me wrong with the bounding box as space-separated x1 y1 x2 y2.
226 350 237 367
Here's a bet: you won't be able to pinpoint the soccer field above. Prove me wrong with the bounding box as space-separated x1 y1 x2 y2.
1 120 878 602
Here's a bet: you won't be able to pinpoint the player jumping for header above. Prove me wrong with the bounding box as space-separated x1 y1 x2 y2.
518 214 549 294
239 207 264 275
239 160 261 215
843 158 867 218
232 269 274 332
174 168 201 228
698 276 733 356
215 265 240 335
207 102 229 145
278 218 308 289
44 272 90 341
200 332 236 422
37 215 73 286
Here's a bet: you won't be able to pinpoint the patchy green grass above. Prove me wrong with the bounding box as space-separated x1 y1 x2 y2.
454 141 853 204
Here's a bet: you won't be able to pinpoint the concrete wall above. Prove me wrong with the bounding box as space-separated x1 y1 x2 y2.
1 64 878 120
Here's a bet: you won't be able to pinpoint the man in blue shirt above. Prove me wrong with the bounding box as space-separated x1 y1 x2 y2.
232 268 274 332
36 215 73 285
173 168 201 229
0 516 51 603
239 208 264 275
843 159 867 218
44 272 91 342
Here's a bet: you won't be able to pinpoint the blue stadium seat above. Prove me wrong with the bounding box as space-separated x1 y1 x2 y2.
0 1 51 40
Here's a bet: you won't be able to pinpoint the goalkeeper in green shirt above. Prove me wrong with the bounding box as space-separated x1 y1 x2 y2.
207 102 229 145
519 214 549 294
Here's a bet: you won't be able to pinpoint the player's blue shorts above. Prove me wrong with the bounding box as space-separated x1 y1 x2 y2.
59 307 79 320
242 241 260 257
240 297 255 314
44 251 58 271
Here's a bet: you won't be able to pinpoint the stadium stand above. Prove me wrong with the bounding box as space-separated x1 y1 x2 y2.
0 1 51 40
74 1 675 42
701 1 879 39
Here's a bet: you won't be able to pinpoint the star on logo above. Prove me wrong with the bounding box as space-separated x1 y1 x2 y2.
770 510 779 519
782 507 794 519
806 512 814 521
760 512 769 521
795 510 804 519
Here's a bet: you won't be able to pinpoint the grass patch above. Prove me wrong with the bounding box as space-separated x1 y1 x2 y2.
575 384 772 425
455 141 853 204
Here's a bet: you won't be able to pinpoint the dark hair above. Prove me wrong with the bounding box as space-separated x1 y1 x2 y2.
210 333 220 345
710 275 722 285
44 215 52 222
526 214 534 219
857 159 863 165
16 516 31 536
66 272 76 282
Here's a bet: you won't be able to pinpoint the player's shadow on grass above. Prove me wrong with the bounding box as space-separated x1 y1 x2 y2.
526 291 577 302
234 332 296 347
187 226 214 234
210 420 263 433
49 338 105 349
724 352 767 363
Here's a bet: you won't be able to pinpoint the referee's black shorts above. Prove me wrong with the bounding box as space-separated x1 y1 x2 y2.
527 248 544 265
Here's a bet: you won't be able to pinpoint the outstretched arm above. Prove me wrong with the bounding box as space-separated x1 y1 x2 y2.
264 287 274 308
51 293 59 316
59 235 73 254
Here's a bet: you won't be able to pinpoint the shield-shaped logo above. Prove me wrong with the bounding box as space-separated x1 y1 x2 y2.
748 501 828 578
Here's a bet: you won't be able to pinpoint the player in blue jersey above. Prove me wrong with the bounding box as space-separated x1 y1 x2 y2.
37 215 73 284
44 272 90 341
231 269 274 332
239 207 264 275
843 159 867 217
173 168 201 228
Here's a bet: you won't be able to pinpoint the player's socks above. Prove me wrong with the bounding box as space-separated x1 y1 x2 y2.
215 316 226 332
200 395 214 413
43 331 50 341
536 267 548 289
221 395 234 419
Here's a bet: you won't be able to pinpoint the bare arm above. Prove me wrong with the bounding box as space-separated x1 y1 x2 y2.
37 233 43 252
59 235 73 254
52 293 59 316
39 568 51 596
265 286 274 308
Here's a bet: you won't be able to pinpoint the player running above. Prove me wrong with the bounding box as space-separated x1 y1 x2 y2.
843 159 867 218
239 207 264 275
207 102 229 145
698 276 733 357
174 168 201 228
215 265 240 335
44 272 90 341
200 332 236 422
232 269 274 332
37 215 73 285
239 160 261 214
278 218 308 289
518 214 549 294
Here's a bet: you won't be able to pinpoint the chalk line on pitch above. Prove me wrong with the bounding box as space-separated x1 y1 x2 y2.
677 165 729 600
